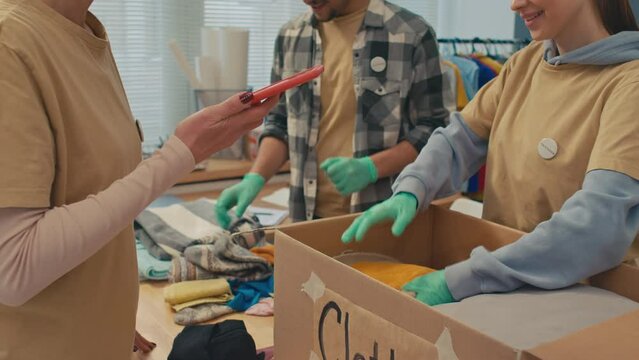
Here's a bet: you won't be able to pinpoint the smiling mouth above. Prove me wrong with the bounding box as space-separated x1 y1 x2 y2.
523 11 544 22
310 2 325 10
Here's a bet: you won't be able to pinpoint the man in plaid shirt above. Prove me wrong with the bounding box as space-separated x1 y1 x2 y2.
216 0 448 225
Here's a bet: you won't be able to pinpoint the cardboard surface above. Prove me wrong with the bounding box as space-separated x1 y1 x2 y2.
522 309 639 360
275 205 639 359
311 288 438 359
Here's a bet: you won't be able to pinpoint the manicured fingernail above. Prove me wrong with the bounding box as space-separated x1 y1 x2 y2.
151 343 157 347
133 346 138 352
239 92 254 104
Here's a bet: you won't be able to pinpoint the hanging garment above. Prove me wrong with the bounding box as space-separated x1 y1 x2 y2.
447 55 480 99
472 54 503 75
440 61 459 112
442 60 467 110
469 57 497 87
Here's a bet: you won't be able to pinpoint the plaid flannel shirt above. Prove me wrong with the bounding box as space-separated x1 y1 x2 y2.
261 0 448 221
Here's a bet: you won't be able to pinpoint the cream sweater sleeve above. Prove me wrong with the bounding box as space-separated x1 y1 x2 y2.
0 136 195 306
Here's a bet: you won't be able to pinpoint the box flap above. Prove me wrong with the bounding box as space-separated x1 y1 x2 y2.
430 206 524 268
590 263 639 303
277 208 434 266
522 308 639 360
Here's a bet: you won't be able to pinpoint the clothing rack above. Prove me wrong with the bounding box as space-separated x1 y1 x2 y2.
437 37 529 57
438 37 530 45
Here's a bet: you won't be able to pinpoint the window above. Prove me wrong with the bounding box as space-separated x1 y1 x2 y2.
91 0 439 147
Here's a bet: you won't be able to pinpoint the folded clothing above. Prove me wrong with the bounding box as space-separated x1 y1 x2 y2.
351 261 435 290
170 235 272 283
171 295 233 312
164 278 231 305
245 297 274 317
136 238 171 280
228 276 274 312
174 303 234 326
250 245 274 265
136 198 264 258
135 198 228 254
168 320 259 360
434 284 639 350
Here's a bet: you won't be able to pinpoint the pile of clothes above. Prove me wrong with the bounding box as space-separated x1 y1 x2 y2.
134 198 276 324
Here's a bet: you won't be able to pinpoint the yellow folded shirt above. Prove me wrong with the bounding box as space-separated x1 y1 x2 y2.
163 278 231 305
351 262 436 290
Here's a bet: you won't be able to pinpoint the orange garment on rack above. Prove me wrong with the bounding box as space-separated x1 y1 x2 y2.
351 262 436 290
443 60 469 110
472 54 503 74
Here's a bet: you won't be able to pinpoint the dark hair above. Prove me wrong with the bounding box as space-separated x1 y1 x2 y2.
597 0 639 34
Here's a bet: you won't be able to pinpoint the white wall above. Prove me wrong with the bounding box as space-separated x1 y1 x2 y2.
437 0 515 39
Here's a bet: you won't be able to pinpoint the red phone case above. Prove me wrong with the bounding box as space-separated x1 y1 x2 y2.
251 65 324 105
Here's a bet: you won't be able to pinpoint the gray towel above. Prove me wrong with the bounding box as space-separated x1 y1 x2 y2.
134 198 263 258
134 198 229 255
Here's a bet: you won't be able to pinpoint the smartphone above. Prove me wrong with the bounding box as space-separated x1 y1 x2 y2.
251 65 324 105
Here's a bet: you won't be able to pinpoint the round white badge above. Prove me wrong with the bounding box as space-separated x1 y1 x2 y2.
370 56 387 72
538 138 558 160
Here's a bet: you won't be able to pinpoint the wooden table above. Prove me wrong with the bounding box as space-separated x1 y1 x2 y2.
132 176 459 359
178 158 289 184
132 183 287 360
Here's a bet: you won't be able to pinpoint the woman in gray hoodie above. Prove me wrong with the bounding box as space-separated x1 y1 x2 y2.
342 0 639 305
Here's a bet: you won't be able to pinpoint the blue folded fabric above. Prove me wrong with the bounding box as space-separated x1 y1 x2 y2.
228 276 274 311
136 238 172 280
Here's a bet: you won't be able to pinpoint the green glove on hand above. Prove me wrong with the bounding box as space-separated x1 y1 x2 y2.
341 192 418 244
215 173 265 229
401 270 455 306
320 157 378 196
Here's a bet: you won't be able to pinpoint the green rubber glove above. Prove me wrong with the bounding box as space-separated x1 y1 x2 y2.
341 192 418 244
215 173 265 229
401 270 455 306
320 156 378 196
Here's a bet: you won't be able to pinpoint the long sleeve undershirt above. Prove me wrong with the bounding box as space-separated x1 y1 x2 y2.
392 113 639 300
0 136 194 306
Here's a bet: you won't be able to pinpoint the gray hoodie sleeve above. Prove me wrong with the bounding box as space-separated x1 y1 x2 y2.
446 169 639 300
392 111 488 208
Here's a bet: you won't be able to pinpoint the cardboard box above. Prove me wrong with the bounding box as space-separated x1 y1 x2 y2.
274 205 639 359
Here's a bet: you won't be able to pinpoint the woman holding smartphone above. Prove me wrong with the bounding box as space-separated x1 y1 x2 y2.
0 0 277 358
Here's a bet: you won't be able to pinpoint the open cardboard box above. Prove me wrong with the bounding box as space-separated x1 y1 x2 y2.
274 204 639 359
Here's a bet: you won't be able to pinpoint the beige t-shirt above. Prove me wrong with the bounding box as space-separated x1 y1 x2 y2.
0 0 141 358
461 41 639 259
314 8 366 218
